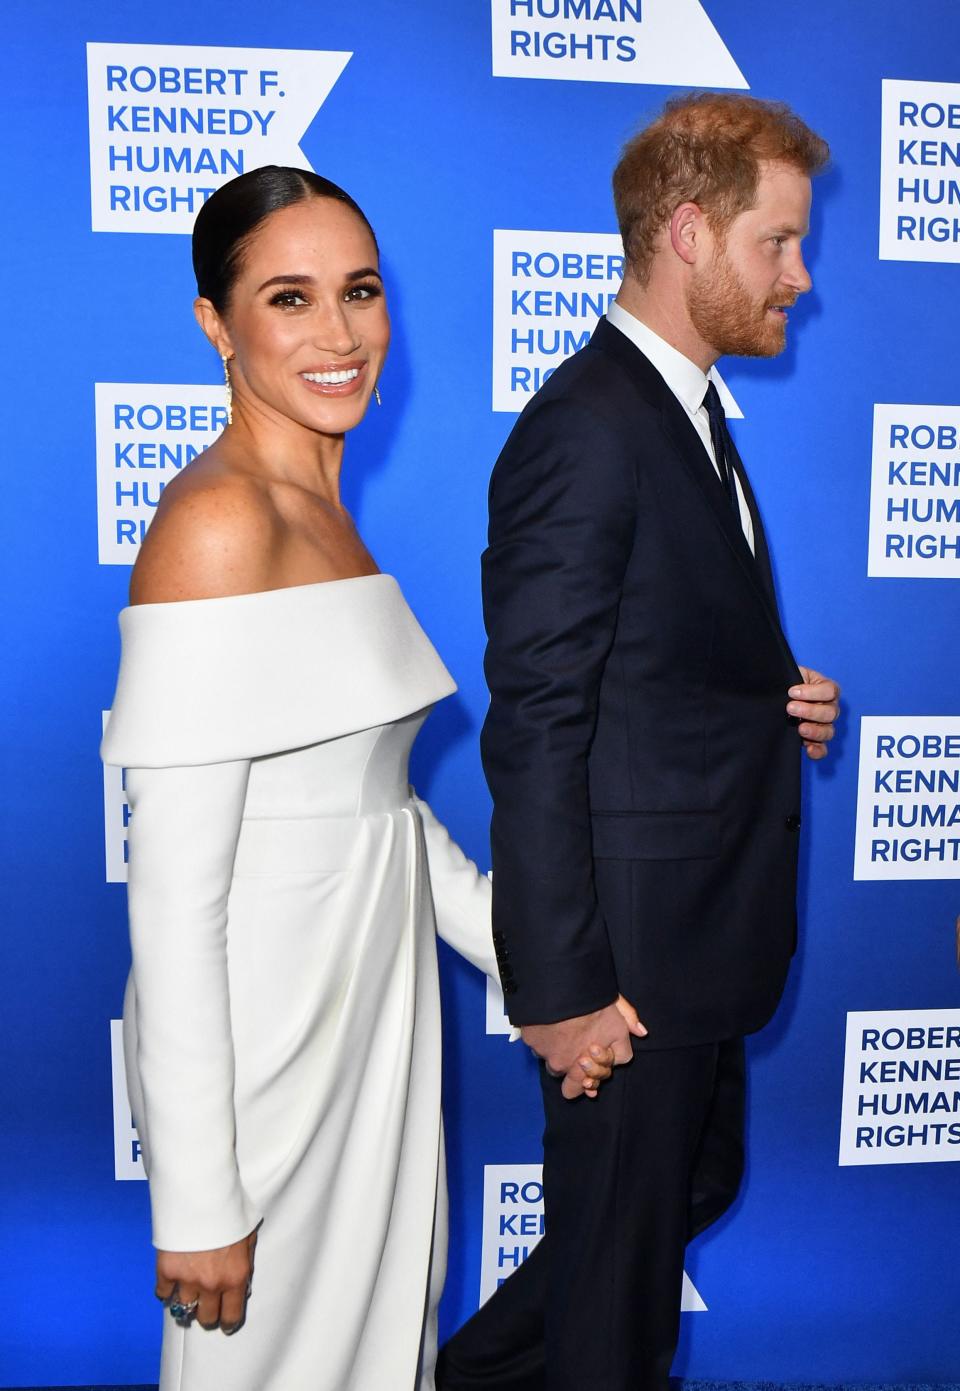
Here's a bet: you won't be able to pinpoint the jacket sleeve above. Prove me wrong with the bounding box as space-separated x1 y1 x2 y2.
413 793 499 981
480 396 637 1025
124 759 262 1252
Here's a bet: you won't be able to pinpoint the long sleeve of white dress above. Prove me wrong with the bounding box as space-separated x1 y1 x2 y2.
414 796 520 1045
413 795 498 979
124 758 263 1252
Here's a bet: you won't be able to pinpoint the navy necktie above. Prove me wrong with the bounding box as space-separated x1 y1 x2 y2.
702 381 740 513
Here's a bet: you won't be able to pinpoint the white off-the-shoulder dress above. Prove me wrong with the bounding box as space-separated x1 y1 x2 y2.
101 575 499 1391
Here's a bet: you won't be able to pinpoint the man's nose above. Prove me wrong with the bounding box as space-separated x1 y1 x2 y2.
785 250 812 296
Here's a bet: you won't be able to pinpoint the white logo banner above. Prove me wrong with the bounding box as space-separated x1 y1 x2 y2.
480 1163 706 1308
839 1010 960 1165
95 383 226 564
854 717 960 880
493 230 623 411
87 43 351 233
880 78 960 263
491 0 747 88
868 404 960 577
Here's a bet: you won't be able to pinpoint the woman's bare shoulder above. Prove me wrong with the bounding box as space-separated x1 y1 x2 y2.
129 461 280 605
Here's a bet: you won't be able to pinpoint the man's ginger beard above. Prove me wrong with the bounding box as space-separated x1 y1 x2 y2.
686 232 790 359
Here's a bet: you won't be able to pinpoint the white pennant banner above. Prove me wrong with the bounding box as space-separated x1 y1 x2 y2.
87 42 351 233
491 0 747 88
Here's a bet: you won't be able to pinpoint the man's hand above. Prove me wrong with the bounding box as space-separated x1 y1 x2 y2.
522 996 648 1100
787 666 841 761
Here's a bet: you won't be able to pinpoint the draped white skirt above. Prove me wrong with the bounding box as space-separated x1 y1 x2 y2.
126 798 448 1391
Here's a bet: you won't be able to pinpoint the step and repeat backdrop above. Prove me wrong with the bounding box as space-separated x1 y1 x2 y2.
2 0 959 1385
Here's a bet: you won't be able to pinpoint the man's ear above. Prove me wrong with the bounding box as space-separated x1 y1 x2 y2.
669 202 706 267
194 297 234 358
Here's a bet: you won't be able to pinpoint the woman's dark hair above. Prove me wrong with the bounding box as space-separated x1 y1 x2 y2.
192 166 378 312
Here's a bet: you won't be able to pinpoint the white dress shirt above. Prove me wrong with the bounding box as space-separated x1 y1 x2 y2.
606 301 755 554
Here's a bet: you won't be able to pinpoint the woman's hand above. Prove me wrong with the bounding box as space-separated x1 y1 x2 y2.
156 1228 258 1334
573 1042 616 1098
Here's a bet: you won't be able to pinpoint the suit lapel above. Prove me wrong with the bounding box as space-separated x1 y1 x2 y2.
589 319 800 676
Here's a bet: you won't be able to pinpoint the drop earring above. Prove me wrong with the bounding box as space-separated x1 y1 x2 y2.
222 353 233 426
374 385 382 407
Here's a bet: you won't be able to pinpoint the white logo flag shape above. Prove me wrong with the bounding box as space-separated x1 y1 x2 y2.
879 79 960 264
87 43 351 234
491 0 747 88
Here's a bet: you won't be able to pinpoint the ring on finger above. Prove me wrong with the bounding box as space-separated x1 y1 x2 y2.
170 1298 199 1324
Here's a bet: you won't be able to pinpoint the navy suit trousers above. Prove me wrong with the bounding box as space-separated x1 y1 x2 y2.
437 1037 745 1391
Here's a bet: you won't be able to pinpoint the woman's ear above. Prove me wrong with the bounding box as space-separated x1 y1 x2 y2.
194 297 234 358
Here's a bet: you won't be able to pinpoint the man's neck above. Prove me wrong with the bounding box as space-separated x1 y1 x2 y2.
615 272 717 373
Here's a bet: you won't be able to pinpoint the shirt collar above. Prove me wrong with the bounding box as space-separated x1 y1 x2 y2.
606 301 712 417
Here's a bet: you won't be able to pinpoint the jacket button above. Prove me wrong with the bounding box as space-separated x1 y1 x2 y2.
502 981 518 996
492 931 505 945
785 813 801 831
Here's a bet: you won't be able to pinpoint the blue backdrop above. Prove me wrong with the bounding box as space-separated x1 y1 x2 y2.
2 1 960 1384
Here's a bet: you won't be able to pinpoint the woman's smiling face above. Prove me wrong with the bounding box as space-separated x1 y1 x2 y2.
201 195 390 438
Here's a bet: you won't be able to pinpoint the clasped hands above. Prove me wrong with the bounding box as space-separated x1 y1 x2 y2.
521 995 648 1100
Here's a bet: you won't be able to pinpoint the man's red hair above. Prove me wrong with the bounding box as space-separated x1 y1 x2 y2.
613 93 830 283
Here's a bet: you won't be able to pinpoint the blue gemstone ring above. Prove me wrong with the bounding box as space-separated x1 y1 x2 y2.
170 1298 199 1323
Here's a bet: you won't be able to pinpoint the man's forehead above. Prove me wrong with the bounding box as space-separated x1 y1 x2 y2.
739 162 812 225
754 160 812 199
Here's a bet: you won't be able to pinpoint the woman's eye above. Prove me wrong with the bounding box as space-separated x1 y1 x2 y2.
269 290 309 308
344 282 382 302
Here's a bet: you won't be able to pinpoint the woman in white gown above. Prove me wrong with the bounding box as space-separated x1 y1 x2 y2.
101 167 614 1391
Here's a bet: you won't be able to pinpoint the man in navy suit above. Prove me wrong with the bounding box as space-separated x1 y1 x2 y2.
438 94 840 1390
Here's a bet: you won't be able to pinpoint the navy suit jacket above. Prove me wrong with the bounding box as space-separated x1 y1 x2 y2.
481 317 803 1048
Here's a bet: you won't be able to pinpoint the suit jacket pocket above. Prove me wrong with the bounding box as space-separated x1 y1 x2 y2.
591 810 721 860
